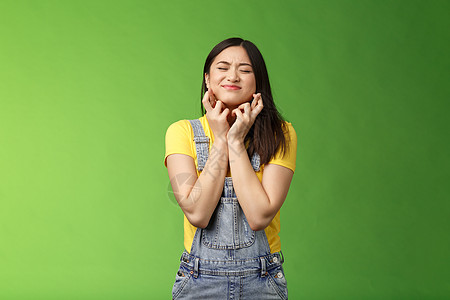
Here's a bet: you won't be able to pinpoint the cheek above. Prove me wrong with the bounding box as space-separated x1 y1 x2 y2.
246 78 256 92
209 72 221 83
245 84 256 95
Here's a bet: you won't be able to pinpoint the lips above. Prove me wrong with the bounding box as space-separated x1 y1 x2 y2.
222 85 241 90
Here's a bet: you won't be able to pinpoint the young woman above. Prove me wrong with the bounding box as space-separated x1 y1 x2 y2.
165 37 297 300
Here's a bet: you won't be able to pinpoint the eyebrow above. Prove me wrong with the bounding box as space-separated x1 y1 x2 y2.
216 61 253 67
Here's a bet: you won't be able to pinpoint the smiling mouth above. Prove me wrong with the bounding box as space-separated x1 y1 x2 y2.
222 85 241 90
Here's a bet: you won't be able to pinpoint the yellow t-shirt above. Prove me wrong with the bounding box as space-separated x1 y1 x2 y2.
164 115 297 253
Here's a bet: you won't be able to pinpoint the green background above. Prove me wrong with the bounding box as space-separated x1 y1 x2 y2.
1 0 449 299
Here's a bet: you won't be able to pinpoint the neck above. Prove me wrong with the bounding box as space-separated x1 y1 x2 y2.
220 102 238 126
227 113 237 126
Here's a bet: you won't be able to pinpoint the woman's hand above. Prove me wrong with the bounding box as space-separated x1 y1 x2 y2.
227 93 264 145
202 90 230 142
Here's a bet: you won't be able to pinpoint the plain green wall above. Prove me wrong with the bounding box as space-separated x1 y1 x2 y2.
1 0 449 299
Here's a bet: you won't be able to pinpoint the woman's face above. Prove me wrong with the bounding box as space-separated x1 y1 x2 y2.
205 46 256 109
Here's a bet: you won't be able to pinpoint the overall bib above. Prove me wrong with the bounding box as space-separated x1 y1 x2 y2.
172 119 288 300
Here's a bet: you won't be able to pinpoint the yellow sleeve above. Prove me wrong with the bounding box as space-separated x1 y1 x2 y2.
267 122 297 172
164 120 194 167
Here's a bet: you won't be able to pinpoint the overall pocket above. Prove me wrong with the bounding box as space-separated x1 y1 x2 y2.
202 198 255 249
172 264 192 300
267 265 288 300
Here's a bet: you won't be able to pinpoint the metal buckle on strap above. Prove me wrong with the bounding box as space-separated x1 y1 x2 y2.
260 257 267 277
193 258 199 278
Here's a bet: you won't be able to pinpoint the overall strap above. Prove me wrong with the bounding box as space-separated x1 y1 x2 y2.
189 119 210 171
250 152 261 172
189 119 260 172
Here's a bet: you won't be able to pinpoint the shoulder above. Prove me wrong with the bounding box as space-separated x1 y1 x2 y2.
165 119 194 152
166 119 192 134
282 121 297 145
165 118 200 141
164 119 199 167
266 121 297 172
166 116 208 135
198 115 211 135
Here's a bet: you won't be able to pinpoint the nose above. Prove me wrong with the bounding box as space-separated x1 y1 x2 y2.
226 68 240 82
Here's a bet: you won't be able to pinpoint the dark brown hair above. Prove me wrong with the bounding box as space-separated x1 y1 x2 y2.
201 37 288 165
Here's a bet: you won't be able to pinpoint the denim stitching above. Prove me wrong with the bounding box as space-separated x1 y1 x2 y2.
251 152 261 171
172 269 192 300
189 119 209 171
267 272 288 300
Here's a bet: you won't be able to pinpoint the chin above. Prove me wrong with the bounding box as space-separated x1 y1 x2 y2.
216 94 252 108
222 99 247 108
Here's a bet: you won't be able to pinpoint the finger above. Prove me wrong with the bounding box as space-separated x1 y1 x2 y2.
252 98 264 117
222 108 230 118
251 97 257 109
243 102 251 116
237 101 251 111
234 108 245 121
215 100 223 112
237 102 246 110
251 94 259 109
210 90 217 108
202 91 213 112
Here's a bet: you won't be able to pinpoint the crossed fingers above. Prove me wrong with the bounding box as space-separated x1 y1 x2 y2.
233 93 263 120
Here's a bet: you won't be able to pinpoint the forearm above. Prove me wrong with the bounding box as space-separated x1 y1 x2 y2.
183 139 228 228
228 141 272 231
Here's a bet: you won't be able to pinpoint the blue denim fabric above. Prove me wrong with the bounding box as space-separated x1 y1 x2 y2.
172 119 288 300
172 250 288 300
188 119 209 171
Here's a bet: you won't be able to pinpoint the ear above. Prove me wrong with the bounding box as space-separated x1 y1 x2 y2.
205 73 210 89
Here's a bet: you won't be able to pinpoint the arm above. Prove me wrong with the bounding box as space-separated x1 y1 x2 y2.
167 139 228 228
228 142 293 231
227 94 294 231
166 91 230 228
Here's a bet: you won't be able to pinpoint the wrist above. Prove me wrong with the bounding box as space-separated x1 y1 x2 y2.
227 132 244 144
227 134 243 144
227 138 245 154
213 137 228 150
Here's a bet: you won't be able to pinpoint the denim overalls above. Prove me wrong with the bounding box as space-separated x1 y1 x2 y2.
172 119 288 300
